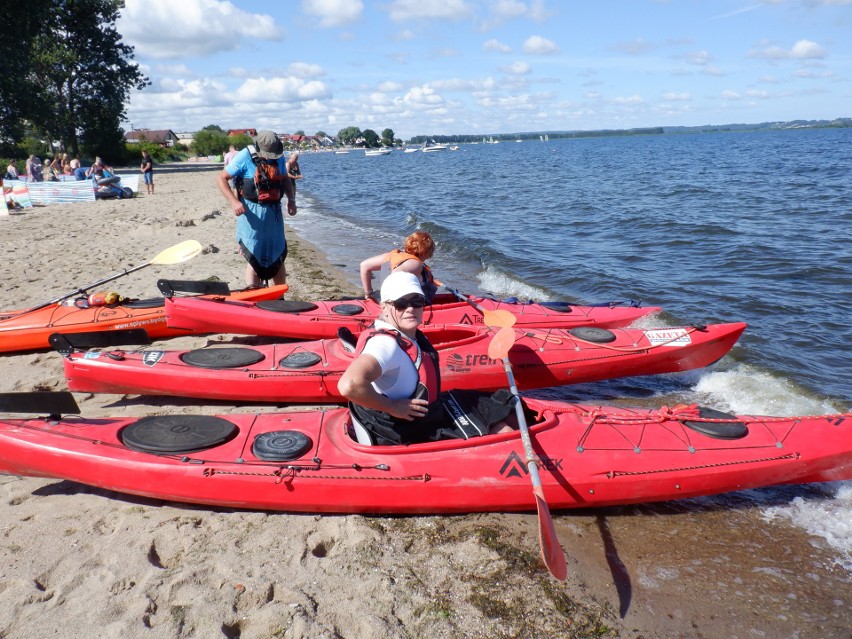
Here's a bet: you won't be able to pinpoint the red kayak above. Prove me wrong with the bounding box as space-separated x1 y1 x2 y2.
59 322 746 402
0 392 848 513
165 292 661 340
0 283 288 353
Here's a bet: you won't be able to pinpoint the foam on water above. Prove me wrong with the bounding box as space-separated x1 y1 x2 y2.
476 266 552 301
761 483 852 571
691 366 851 568
692 365 846 416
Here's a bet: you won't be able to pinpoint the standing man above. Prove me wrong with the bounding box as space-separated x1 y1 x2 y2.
216 130 296 287
140 151 154 194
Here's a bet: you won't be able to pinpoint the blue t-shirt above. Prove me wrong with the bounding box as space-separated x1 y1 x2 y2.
73 167 88 181
225 148 289 267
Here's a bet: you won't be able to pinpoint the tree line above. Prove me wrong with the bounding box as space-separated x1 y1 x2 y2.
0 0 147 163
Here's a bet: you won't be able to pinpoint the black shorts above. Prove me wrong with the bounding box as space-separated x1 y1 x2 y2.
351 389 517 446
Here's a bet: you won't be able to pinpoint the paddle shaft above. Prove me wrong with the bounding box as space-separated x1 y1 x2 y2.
499 350 568 581
17 262 152 316
444 286 516 328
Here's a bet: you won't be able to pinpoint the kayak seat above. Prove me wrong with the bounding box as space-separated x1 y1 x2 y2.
349 416 374 446
337 326 357 352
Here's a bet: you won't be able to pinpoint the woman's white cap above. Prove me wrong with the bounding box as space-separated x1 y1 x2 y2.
381 272 423 302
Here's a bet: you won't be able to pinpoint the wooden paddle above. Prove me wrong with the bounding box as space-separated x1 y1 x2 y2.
443 286 516 329
488 326 568 581
11 240 203 317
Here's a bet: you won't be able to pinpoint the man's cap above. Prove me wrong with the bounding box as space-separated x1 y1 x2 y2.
253 130 284 159
381 272 424 303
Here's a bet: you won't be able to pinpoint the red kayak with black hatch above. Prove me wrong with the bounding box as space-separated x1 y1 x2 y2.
165 292 661 340
57 322 747 402
0 392 848 514
0 282 288 354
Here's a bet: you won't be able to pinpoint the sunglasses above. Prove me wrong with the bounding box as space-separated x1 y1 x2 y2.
391 295 426 311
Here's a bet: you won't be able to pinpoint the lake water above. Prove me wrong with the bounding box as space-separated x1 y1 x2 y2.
289 128 851 569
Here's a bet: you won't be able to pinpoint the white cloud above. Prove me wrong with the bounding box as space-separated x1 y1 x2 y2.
749 39 827 60
483 38 512 53
500 61 532 75
302 0 363 27
401 85 447 111
387 0 473 22
522 35 559 55
685 50 713 66
155 64 195 77
721 90 741 99
612 95 644 105
661 92 690 101
287 62 326 78
234 77 332 103
790 39 827 59
378 81 404 92
118 0 281 59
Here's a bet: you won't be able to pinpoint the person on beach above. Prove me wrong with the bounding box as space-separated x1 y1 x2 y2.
140 151 154 194
286 152 302 193
360 230 438 302
223 144 238 167
338 272 516 446
5 161 18 180
216 130 296 287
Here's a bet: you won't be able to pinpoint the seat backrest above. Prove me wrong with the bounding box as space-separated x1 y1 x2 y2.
350 416 374 445
337 326 357 352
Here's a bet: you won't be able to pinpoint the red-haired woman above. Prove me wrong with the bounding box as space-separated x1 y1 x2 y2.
360 230 438 302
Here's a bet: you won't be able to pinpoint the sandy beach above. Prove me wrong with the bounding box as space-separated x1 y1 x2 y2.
1 162 848 639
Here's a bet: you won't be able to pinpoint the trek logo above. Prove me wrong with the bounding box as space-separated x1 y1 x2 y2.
143 350 164 366
445 352 495 372
457 313 483 326
499 451 564 478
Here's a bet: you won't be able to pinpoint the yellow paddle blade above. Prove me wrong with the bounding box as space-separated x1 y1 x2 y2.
487 326 517 360
150 240 203 265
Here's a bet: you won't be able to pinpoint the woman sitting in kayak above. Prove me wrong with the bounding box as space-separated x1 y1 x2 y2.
360 231 438 303
338 272 515 446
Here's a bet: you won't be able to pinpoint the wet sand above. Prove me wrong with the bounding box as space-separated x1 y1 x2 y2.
1 162 848 638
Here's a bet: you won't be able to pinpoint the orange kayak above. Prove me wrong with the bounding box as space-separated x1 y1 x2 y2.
0 283 288 353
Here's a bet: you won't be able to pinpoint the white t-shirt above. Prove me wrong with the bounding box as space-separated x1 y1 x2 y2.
361 320 420 400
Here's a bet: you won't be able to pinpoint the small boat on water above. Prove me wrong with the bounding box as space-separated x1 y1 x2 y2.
164 292 661 340
403 147 419 153
334 150 350 155
56 322 746 403
364 149 391 156
0 392 848 513
421 144 449 153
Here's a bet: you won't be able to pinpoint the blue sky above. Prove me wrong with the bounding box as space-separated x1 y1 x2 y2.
118 0 852 139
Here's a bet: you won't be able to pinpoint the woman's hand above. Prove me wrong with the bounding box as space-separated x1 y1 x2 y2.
387 397 429 421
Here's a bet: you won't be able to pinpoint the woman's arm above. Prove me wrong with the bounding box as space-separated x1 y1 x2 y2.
359 253 389 297
338 354 428 420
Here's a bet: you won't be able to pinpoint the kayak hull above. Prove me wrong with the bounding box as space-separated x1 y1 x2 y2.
165 293 661 339
61 323 746 402
0 399 848 513
0 285 288 353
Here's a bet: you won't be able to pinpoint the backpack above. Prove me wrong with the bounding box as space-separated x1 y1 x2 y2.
236 145 284 203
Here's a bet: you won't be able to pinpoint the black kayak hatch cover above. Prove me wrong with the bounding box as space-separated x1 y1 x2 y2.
180 347 265 369
331 303 365 316
683 407 748 439
120 415 238 454
569 327 617 343
252 430 313 461
278 351 323 369
256 300 319 313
